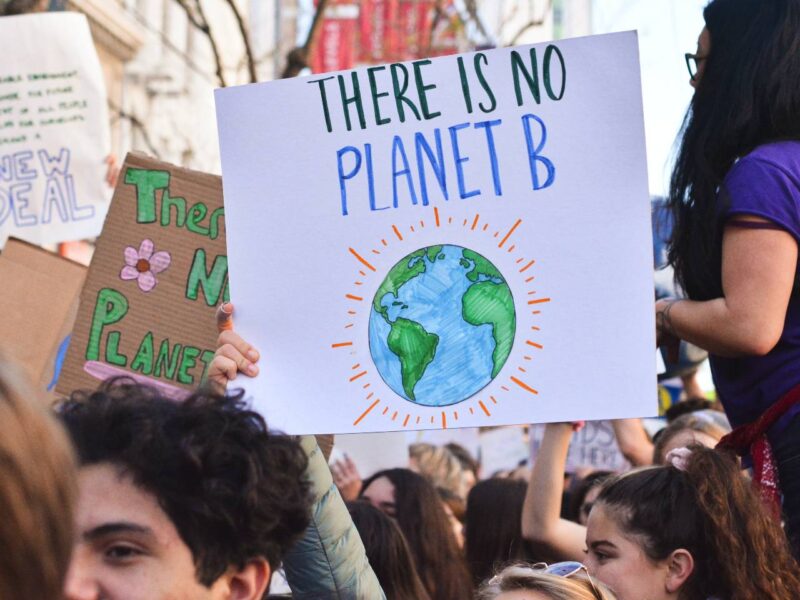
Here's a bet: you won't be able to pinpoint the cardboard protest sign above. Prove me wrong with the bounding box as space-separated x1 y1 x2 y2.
0 12 112 247
0 238 85 390
56 153 226 398
530 421 631 474
215 32 655 434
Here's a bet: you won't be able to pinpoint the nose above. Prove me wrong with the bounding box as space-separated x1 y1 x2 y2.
62 551 100 600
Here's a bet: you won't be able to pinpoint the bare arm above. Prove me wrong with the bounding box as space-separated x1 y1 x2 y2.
612 419 654 467
658 220 797 357
521 423 587 562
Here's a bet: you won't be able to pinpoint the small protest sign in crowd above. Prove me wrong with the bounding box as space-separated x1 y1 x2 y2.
3 1 800 600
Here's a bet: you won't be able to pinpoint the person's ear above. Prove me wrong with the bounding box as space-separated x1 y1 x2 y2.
664 548 694 594
227 558 271 600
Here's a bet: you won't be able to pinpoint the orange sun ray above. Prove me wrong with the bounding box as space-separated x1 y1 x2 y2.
511 376 539 395
348 247 377 272
498 219 522 248
353 399 380 426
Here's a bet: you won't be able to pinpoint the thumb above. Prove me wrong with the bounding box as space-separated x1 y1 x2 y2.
216 302 234 333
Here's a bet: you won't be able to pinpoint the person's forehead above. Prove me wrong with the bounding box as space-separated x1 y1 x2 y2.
364 476 395 497
75 463 178 543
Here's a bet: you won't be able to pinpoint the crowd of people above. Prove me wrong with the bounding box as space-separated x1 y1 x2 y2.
4 0 800 597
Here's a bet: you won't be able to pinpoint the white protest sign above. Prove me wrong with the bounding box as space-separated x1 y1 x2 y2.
0 13 112 247
215 32 656 435
331 432 410 479
479 426 530 477
529 421 631 473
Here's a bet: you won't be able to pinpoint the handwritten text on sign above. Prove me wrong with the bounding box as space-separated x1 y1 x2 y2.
307 48 564 215
215 33 656 434
0 13 112 247
57 155 227 399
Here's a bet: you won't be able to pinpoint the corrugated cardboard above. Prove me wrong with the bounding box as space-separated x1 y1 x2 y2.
0 238 86 390
57 153 226 398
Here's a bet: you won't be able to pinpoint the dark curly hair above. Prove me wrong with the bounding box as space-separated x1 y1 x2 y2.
57 379 311 587
597 446 800 599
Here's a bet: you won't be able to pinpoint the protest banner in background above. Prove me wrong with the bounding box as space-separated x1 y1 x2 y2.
215 32 655 435
0 12 112 248
330 432 411 479
529 421 631 473
56 153 226 399
479 426 530 476
0 238 85 391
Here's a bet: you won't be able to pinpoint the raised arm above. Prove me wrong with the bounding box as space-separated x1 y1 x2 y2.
612 419 654 467
521 422 587 562
209 303 385 600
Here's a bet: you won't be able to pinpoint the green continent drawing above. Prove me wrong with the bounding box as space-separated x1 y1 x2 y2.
369 245 517 407
462 280 516 378
387 317 439 400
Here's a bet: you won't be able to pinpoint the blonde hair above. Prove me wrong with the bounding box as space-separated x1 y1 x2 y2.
476 564 617 600
0 359 77 599
409 442 467 498
653 412 729 464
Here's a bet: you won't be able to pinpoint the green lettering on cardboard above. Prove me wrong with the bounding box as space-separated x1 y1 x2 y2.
186 203 209 236
198 349 216 381
105 331 127 366
186 249 229 306
130 332 155 375
154 339 181 380
177 346 200 385
160 191 187 228
208 207 225 240
125 168 170 224
86 288 128 361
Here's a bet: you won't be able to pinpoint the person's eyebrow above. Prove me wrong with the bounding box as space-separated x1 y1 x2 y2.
589 540 617 550
82 522 155 542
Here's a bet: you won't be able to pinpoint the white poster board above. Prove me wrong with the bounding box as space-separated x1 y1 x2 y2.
530 421 631 473
479 426 530 476
0 13 112 247
216 32 656 434
331 432 410 479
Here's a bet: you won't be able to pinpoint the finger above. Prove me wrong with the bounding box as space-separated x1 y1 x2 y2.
216 302 235 333
216 329 260 363
209 355 239 384
217 343 259 376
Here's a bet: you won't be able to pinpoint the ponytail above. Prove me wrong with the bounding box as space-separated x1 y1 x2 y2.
597 447 800 599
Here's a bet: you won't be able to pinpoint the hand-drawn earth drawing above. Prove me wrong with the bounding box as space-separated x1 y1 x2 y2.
369 244 515 407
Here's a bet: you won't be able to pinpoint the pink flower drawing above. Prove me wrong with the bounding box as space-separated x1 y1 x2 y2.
120 239 171 293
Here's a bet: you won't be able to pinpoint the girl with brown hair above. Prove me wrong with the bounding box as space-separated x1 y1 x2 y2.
360 467 472 600
0 359 77 599
586 446 800 600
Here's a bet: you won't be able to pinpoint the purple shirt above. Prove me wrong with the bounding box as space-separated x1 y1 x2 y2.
712 141 800 433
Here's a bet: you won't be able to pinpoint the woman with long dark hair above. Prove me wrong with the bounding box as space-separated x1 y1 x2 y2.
658 0 800 552
360 468 472 600
465 478 536 586
346 501 431 600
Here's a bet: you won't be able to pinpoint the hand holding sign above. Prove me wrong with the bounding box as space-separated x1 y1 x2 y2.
208 302 260 388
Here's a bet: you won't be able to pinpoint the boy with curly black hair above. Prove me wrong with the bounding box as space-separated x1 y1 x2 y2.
58 380 311 600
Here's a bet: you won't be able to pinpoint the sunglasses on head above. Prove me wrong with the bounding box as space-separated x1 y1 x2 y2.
535 562 603 598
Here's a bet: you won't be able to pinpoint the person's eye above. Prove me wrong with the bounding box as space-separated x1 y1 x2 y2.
104 544 144 563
